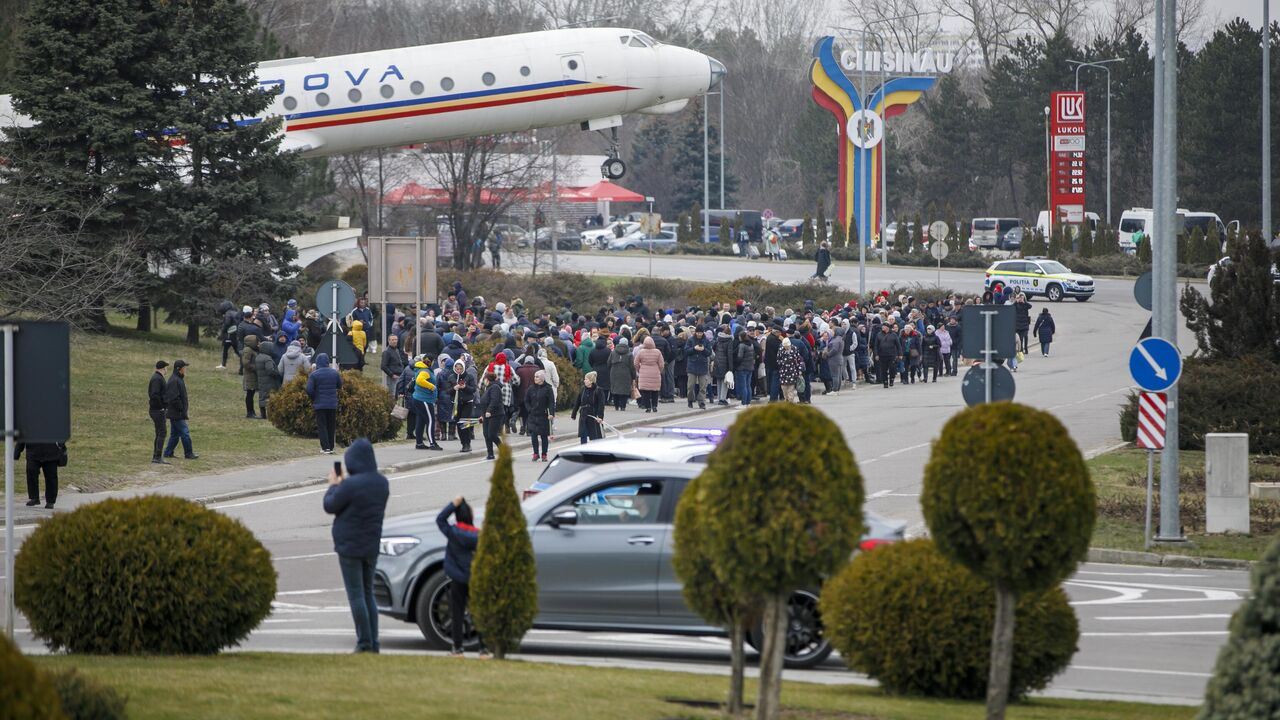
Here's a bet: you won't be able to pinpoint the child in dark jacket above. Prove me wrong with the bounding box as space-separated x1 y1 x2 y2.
437 497 488 657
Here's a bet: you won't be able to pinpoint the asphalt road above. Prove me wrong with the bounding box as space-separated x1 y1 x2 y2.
2 258 1232 706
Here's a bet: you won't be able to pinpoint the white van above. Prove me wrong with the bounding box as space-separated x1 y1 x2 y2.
1035 210 1100 239
1117 208 1229 252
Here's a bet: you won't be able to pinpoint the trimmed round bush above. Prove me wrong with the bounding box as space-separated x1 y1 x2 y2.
15 496 276 654
0 633 64 719
268 368 402 444
50 669 127 720
820 539 1078 700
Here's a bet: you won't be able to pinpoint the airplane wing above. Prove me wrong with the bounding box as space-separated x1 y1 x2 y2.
278 130 325 156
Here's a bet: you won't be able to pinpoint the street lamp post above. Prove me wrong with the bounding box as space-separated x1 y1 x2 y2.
646 196 656 277
1265 0 1272 243
1071 59 1122 227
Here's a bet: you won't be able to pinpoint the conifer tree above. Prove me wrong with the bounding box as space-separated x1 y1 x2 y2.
832 221 847 249
801 213 815 247
1200 535 1280 719
1181 231 1280 361
911 213 924 253
815 197 828 245
469 443 538 659
689 202 703 242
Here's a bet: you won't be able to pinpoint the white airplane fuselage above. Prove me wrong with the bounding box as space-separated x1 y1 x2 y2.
0 28 721 158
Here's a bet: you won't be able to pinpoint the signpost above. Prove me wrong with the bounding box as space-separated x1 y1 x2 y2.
928 221 950 285
1050 91 1087 228
960 305 1016 405
367 236 439 358
1136 391 1168 549
1 321 71 639
1128 337 1182 393
315 279 357 363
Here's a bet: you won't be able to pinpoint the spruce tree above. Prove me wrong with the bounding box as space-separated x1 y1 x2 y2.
469 443 538 659
719 218 732 247
669 97 735 215
1077 222 1094 258
153 0 307 344
1181 231 1280 361
676 212 692 244
1205 221 1223 265
911 214 924 253
730 213 743 248
1200 535 1280 719
815 198 828 245
801 213 815 247
944 203 958 252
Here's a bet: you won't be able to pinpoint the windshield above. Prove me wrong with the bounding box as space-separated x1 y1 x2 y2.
997 219 1022 232
535 452 648 488
973 220 996 231
1038 261 1070 274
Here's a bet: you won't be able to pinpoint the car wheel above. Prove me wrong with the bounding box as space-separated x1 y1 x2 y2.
414 569 481 651
1074 295 1091 302
747 589 832 669
1046 284 1064 302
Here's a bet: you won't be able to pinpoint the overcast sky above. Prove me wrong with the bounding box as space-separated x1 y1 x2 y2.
1216 0 1279 27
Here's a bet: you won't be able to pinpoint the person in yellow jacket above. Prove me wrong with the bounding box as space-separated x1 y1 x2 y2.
411 358 443 451
347 320 367 371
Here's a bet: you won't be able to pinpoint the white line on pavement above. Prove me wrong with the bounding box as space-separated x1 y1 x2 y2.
274 552 335 562
275 588 345 596
1078 571 1208 577
1069 665 1212 678
214 488 328 509
867 490 892 499
1081 631 1229 637
878 442 930 458
1095 614 1232 621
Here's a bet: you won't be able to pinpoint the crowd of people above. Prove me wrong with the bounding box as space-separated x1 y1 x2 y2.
162 279 1060 465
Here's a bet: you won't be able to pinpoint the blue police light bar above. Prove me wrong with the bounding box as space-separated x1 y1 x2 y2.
639 426 726 441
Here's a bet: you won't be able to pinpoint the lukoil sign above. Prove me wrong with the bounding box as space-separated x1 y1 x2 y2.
840 48 955 74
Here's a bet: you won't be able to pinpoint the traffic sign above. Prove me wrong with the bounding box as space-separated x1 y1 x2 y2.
1135 391 1167 450
762 208 775 221
961 364 1015 406
1133 271 1153 311
928 221 949 242
960 305 1015 361
1128 337 1182 392
930 240 950 260
315 279 356 319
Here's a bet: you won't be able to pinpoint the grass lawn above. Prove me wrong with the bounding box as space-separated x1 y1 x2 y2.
32 653 1194 720
1088 447 1280 561
63 315 380 492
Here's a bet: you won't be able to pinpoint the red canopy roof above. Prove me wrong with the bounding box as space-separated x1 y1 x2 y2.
577 180 646 202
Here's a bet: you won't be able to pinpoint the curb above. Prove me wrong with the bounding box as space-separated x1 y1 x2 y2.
193 404 719 507
1087 547 1256 570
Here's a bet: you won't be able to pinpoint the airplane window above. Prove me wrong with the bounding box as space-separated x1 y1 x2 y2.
282 96 297 111
628 37 646 47
567 59 579 70
410 80 424 95
380 84 394 99
620 35 630 44
482 72 495 86
348 89 362 103
441 77 454 91
637 33 659 46
520 66 531 77
315 92 329 107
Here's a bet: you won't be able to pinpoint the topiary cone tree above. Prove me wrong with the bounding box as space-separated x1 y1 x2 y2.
699 404 865 720
673 477 759 714
921 403 1095 720
1200 534 1280 719
469 442 538 659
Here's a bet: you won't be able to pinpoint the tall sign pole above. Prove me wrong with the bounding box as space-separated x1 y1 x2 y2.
3 324 14 639
1265 0 1272 244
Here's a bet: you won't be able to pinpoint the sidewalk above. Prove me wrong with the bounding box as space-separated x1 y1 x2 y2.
4 401 717 527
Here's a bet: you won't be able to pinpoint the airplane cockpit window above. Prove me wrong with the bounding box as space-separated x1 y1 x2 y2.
628 36 647 47
637 33 658 46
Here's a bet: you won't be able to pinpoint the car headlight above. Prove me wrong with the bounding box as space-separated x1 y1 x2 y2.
379 536 420 556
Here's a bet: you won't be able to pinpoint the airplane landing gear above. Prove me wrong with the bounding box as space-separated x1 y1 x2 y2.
598 126 626 180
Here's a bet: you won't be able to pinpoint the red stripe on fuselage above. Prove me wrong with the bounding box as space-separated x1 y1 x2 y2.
287 83 632 133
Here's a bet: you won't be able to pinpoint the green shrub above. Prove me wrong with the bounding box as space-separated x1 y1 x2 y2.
0 633 65 719
49 669 127 720
470 443 538 659
1120 354 1280 454
268 368 402 444
1200 534 1280 719
15 496 276 654
821 539 1078 700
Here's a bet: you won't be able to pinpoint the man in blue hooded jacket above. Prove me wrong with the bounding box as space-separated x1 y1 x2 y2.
306 353 342 454
324 438 389 653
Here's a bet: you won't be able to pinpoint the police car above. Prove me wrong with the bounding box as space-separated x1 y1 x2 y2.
984 257 1095 302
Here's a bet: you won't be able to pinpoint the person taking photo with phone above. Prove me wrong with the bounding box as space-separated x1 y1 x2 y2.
323 438 389 654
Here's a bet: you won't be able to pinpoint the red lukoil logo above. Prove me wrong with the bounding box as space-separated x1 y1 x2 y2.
1056 93 1085 123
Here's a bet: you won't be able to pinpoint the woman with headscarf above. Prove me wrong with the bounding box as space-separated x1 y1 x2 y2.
476 370 506 460
572 371 607 444
777 338 804 403
443 358 477 453
524 370 556 462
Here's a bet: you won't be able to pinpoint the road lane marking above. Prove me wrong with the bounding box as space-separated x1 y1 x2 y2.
878 442 930 458
867 490 892 499
275 588 345 596
1096 614 1232 621
274 552 335 561
1069 665 1212 678
1081 631 1229 637
1067 579 1243 606
1078 571 1209 578
214 488 328 509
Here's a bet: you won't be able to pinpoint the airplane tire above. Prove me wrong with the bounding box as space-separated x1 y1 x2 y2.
602 158 626 180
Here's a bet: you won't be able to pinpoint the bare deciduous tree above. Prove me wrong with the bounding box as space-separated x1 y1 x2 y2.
844 0 944 55
937 0 1024 66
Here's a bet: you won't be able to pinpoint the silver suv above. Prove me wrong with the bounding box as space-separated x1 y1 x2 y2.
375 460 907 668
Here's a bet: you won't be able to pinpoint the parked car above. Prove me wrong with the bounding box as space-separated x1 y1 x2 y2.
524 430 721 500
884 222 915 249
528 228 583 251
488 223 528 247
777 218 805 241
581 221 640 247
375 460 907 668
609 229 678 251
971 218 1023 251
1206 256 1280 286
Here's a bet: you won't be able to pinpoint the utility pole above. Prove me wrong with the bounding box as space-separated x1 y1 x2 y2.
1265 0 1272 244
703 95 710 244
1154 0 1183 542
719 84 725 210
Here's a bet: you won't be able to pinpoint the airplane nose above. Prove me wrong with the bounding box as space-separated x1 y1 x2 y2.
708 57 727 90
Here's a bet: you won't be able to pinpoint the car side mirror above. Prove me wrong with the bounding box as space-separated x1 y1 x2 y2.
548 506 578 528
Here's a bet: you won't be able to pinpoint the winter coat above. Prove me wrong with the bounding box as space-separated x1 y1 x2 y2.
946 322 963 356
381 346 407 379
347 320 367 353
306 354 342 410
685 335 714 376
538 354 561 398
903 334 921 367
164 373 189 421
937 328 953 354
921 333 942 364
237 318 264 343
875 331 903 359
1014 300 1032 331
572 385 606 422
608 345 636 394
814 247 832 276
1034 313 1057 343
589 345 613 393
256 341 283 394
411 362 437 404
241 336 260 391
476 381 506 420
419 331 445 359
735 339 757 374
821 335 844 377
437 503 479 584
515 360 541 404
633 337 665 391
305 317 324 348
219 301 240 342
777 346 804 384
524 382 556 436
281 309 301 344
148 371 166 414
278 343 312 384
712 331 733 376
323 438 389 558
574 337 596 372
441 364 478 420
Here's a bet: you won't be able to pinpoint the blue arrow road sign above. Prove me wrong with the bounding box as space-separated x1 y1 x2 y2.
1129 337 1182 392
